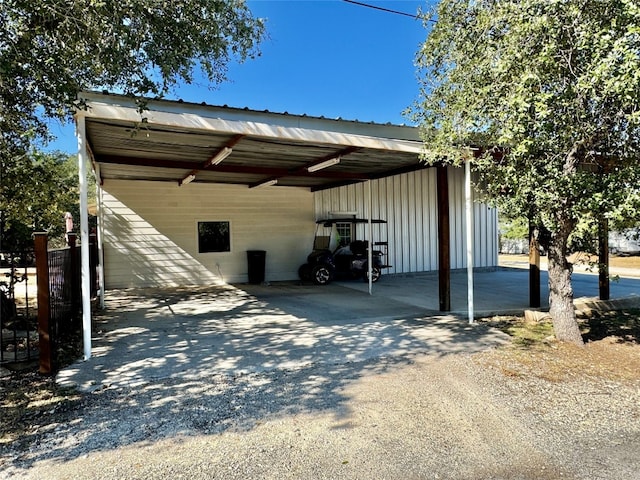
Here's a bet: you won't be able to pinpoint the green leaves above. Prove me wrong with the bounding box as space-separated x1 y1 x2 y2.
415 0 640 342
0 152 86 250
414 0 640 229
0 0 265 153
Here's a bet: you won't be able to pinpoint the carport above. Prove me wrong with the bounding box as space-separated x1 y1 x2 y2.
74 91 478 360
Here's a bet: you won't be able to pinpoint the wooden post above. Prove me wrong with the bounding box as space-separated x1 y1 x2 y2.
34 233 53 374
598 216 610 300
67 233 79 323
529 222 541 308
437 165 451 311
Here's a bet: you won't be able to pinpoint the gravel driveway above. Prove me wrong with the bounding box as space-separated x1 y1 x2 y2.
2 282 639 479
3 350 639 480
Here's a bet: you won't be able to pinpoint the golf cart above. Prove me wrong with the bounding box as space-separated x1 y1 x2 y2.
298 218 390 285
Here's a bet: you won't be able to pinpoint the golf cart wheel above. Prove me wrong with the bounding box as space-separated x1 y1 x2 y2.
365 266 381 283
298 263 312 281
312 264 332 285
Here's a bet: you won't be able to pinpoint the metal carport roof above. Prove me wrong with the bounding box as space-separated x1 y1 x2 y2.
78 91 427 191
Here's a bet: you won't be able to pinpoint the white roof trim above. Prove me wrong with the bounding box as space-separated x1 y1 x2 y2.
78 92 424 155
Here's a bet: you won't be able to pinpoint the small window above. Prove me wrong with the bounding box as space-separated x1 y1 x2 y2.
198 221 230 253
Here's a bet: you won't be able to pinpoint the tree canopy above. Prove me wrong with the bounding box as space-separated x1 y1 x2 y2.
414 0 640 344
0 151 88 250
0 0 264 249
1 0 264 148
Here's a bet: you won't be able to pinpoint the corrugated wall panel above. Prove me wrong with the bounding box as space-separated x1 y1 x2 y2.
427 170 439 270
448 166 465 269
410 172 423 271
314 166 498 274
392 175 403 272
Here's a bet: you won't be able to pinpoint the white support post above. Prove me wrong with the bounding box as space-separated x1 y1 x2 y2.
96 168 106 309
465 159 475 324
77 114 92 359
367 180 373 296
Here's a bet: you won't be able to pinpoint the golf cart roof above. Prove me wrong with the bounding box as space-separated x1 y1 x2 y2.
316 218 387 226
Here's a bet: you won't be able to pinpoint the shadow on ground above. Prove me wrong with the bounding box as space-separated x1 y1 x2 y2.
3 282 510 468
58 283 508 390
581 308 640 343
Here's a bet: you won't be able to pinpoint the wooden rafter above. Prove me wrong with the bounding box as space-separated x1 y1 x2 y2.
98 154 370 180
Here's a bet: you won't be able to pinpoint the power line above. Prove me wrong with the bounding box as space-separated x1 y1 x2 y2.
342 0 436 24
342 0 419 19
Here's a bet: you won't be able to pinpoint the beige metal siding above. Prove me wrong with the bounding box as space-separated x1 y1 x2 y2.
102 180 314 288
314 166 498 274
446 166 499 269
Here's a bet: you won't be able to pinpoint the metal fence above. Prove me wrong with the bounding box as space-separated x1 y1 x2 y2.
0 251 37 365
47 247 81 340
1 234 99 371
33 233 99 373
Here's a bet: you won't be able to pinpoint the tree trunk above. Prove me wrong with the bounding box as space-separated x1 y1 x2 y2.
547 222 584 346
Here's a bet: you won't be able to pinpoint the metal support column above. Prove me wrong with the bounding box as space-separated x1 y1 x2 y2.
465 160 474 324
77 114 92 360
367 180 373 296
96 167 106 309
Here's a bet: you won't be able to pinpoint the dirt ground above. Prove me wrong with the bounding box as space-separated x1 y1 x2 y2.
1 309 639 479
2 255 640 478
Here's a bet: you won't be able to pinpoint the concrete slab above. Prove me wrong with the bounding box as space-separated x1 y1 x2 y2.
57 268 640 391
339 267 640 315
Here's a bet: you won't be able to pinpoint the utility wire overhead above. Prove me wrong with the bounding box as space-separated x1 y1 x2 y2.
342 0 419 19
342 0 437 23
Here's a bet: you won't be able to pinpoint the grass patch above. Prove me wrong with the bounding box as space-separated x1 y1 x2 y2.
478 309 640 383
483 308 640 347
506 320 555 348
481 316 555 349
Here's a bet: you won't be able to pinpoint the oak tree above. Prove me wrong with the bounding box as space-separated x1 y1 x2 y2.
0 152 85 250
414 0 640 344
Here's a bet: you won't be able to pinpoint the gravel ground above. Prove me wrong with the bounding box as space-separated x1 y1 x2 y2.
2 345 639 480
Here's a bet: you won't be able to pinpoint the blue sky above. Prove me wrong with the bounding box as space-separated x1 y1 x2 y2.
46 0 432 153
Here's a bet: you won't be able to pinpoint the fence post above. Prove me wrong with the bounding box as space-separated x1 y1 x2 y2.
34 233 53 374
67 233 79 321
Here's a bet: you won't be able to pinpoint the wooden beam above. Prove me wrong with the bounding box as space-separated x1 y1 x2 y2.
248 146 363 189
598 216 610 300
179 135 244 185
202 135 244 170
529 222 541 308
311 163 430 192
436 165 451 312
98 155 369 180
298 146 359 173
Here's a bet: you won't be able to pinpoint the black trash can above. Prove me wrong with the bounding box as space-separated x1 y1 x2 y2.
246 250 266 284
